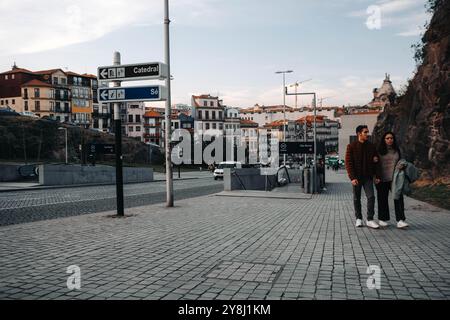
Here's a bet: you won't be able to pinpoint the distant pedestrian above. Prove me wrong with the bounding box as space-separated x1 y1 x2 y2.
333 162 339 171
317 159 325 189
375 132 407 228
345 125 381 229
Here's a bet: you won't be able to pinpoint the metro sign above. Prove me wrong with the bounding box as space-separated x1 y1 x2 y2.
279 142 315 154
98 85 167 103
97 62 168 82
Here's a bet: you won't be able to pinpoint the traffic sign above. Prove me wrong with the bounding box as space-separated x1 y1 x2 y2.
98 85 167 103
97 62 168 82
88 143 115 154
279 142 315 154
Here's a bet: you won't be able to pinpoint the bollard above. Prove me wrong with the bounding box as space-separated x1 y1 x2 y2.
300 169 305 191
303 168 311 194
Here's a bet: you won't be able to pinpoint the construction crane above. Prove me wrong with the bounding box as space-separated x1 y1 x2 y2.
318 96 334 108
289 78 312 109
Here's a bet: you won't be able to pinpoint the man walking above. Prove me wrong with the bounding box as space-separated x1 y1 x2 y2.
345 125 381 229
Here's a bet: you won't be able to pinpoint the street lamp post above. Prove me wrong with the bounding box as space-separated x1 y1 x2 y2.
164 0 174 207
275 70 293 166
58 127 68 164
312 94 317 193
285 90 318 193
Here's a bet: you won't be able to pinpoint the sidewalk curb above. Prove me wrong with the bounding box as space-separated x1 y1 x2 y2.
0 177 202 193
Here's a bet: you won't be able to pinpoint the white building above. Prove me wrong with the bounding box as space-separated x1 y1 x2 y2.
124 102 145 141
338 111 381 160
191 94 225 136
224 107 240 131
239 104 343 127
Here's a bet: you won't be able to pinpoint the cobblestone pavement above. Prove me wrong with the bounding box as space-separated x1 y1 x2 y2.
0 176 223 226
0 170 449 300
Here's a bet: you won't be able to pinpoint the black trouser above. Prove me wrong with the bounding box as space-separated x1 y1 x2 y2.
352 178 375 221
375 181 405 222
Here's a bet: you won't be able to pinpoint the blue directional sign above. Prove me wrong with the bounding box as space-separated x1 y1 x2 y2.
98 85 167 103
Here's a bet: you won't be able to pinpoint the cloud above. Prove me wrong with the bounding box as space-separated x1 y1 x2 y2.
348 0 430 37
207 77 380 108
0 0 220 55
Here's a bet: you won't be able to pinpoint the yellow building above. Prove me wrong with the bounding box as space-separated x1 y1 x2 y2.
21 79 54 118
67 71 94 127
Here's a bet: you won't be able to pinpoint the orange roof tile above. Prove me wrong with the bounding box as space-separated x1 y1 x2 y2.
65 71 82 76
1 68 34 75
295 115 326 124
34 69 65 75
144 111 163 118
240 119 258 125
22 79 52 87
263 119 289 127
192 94 218 100
81 73 97 79
348 111 381 115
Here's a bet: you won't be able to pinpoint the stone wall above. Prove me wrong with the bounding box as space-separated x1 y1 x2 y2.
39 164 153 186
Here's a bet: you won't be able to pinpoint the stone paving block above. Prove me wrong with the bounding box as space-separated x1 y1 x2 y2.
1 171 449 301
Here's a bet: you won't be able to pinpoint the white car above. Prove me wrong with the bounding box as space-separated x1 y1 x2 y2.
213 161 242 180
20 111 39 118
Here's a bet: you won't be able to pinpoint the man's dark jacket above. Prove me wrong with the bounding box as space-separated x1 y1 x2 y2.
345 140 380 181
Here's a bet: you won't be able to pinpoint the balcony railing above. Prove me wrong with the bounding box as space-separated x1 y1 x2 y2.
144 123 161 127
144 133 160 138
55 107 71 113
54 94 70 101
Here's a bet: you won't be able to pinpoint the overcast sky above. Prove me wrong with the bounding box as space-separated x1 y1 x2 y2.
0 0 431 108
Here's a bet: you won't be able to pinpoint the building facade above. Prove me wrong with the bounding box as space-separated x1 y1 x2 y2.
240 104 343 127
0 65 98 127
66 72 94 127
123 102 145 141
191 94 225 135
368 74 396 110
143 109 164 146
21 79 54 118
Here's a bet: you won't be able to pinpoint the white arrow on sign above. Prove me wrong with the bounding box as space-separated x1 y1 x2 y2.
100 90 108 100
100 69 108 79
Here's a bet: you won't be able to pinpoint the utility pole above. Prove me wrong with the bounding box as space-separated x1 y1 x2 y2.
313 94 317 194
113 52 124 216
164 0 174 207
275 70 293 166
285 90 318 193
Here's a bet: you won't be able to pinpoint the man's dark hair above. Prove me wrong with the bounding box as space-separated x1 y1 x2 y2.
356 125 368 134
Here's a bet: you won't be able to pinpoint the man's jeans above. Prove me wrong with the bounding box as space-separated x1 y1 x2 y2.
353 178 375 221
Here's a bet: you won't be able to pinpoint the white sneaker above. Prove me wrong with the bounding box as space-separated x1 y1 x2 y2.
378 220 389 227
397 220 409 229
366 220 380 229
355 219 363 227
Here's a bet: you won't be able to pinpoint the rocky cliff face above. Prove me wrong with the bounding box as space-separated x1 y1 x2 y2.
374 0 450 182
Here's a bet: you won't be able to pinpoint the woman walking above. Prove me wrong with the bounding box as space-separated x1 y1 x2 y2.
376 132 409 229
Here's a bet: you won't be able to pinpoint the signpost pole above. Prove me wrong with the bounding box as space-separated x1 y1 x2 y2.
113 52 124 216
313 93 317 194
164 0 174 207
285 90 318 193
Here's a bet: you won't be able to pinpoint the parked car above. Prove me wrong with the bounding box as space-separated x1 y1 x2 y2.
19 111 39 118
213 161 242 180
0 107 20 116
